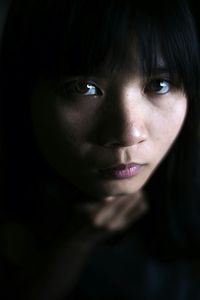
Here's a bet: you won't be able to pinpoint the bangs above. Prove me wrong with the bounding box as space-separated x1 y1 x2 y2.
3 0 200 97
32 0 200 96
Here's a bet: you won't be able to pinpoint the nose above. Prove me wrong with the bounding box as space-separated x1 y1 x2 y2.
99 87 148 148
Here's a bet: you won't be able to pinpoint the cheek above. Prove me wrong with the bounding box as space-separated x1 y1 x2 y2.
151 99 187 155
56 104 97 146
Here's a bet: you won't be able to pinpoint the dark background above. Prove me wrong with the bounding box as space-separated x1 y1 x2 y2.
0 0 11 42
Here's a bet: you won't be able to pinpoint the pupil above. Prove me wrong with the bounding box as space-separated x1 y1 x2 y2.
76 82 89 93
153 80 163 91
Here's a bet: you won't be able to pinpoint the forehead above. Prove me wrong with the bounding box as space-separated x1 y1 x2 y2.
83 54 168 79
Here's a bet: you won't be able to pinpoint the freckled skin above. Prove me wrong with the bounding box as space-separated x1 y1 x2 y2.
30 71 187 201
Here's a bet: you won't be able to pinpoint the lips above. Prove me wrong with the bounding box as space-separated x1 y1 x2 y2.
99 163 143 179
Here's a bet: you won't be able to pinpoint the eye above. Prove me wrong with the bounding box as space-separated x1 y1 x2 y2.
62 80 102 97
145 79 171 95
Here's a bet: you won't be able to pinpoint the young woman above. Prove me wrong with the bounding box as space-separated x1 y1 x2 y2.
0 0 200 299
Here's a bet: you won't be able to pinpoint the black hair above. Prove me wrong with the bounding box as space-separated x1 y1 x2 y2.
1 0 200 259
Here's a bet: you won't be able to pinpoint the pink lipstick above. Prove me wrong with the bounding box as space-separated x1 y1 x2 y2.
99 163 143 179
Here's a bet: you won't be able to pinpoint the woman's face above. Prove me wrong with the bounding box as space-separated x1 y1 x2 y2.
31 65 187 200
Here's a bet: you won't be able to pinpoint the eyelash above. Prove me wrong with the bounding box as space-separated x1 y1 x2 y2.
59 77 175 99
144 78 173 95
61 80 102 97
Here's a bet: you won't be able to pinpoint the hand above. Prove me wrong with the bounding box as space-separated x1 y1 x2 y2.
11 191 148 300
36 189 148 249
76 190 148 233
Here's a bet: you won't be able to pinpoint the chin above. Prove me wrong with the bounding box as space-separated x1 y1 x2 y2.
81 179 144 199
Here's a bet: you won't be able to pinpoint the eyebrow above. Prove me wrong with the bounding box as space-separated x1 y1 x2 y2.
95 62 170 74
150 67 170 75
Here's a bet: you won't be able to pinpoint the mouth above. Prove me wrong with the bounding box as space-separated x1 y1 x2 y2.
98 162 145 180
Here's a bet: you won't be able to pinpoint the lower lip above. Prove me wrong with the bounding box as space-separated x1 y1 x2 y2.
99 164 143 180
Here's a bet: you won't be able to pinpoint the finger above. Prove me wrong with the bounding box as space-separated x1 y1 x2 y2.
103 193 148 231
93 192 143 228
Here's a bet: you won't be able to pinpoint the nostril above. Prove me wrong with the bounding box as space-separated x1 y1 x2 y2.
103 139 124 148
102 132 146 148
97 117 148 147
